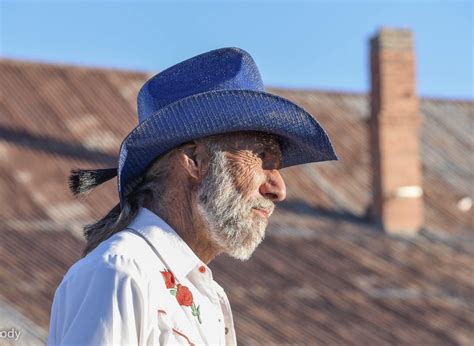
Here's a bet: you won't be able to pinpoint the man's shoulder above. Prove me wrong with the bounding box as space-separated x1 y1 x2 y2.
62 229 163 285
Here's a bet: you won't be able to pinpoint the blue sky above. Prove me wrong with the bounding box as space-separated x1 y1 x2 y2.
1 0 472 99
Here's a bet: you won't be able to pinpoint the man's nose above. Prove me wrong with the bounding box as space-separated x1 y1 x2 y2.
259 170 286 202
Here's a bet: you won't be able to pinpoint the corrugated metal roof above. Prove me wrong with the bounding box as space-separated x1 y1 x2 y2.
1 59 473 344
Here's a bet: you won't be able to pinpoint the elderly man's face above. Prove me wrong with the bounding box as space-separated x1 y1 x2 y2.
196 132 286 260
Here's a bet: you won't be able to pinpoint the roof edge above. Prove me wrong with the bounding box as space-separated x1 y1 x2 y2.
1 57 472 104
0 56 152 77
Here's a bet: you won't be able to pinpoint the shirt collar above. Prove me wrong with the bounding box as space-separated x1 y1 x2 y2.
126 207 203 281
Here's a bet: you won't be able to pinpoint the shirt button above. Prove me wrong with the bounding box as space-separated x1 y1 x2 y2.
198 265 206 273
225 327 229 335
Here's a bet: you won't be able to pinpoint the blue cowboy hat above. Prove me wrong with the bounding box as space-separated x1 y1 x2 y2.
69 47 338 206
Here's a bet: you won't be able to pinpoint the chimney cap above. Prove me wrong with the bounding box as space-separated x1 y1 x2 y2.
371 27 414 50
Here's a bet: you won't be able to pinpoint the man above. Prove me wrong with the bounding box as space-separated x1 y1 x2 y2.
47 48 337 345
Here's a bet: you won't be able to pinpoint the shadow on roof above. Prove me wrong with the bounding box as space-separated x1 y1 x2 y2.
0 126 117 165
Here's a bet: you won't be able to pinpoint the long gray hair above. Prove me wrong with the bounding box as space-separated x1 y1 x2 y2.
81 148 177 257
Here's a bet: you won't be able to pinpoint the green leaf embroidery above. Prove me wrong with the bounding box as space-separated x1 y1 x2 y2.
191 303 198 316
169 289 177 296
197 310 202 324
195 304 202 324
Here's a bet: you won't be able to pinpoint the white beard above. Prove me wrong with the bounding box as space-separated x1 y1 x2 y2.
197 150 275 261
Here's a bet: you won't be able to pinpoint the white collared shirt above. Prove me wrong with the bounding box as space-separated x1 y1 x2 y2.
47 207 237 345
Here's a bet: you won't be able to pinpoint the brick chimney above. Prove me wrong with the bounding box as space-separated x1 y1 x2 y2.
369 28 424 235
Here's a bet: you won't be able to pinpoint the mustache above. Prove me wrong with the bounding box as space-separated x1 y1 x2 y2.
251 199 275 216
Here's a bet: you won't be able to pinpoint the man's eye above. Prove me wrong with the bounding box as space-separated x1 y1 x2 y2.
257 151 266 160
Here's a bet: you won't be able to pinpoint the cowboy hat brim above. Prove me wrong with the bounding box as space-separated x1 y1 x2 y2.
117 89 338 205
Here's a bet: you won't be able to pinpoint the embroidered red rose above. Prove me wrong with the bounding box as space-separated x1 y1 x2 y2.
161 270 202 324
176 284 194 306
161 270 175 289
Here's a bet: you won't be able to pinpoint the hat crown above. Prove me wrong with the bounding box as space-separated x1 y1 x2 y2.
137 47 265 122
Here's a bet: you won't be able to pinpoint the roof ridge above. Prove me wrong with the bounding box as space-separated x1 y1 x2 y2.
268 86 367 98
0 56 150 77
419 95 474 104
1 57 472 104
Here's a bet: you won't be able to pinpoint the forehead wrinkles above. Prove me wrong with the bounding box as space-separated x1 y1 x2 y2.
253 137 281 155
200 131 283 173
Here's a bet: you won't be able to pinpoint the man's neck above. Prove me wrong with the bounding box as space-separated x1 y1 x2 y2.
143 197 222 264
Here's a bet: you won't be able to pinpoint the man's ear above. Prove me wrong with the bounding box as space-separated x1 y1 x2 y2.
177 141 210 181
